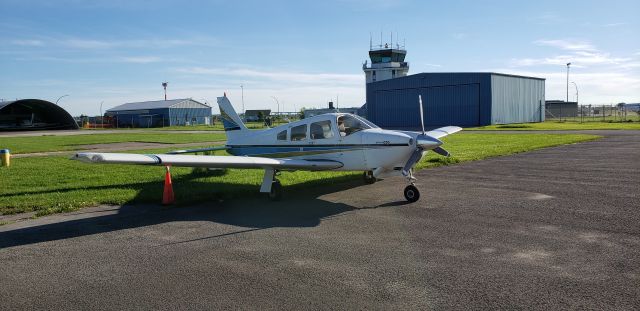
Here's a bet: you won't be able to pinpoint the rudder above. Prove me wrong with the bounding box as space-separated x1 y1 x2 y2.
217 94 248 132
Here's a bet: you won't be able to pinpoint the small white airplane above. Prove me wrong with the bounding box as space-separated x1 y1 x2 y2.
73 94 461 202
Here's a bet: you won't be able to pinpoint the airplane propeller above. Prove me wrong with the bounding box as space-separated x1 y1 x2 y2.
418 95 426 136
401 95 450 177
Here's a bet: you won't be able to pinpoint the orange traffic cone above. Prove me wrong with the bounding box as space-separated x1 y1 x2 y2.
162 166 175 205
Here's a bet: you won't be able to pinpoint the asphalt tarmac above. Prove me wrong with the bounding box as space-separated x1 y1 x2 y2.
1 131 638 310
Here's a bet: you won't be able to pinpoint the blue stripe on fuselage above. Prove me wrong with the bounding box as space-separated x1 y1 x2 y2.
227 144 408 157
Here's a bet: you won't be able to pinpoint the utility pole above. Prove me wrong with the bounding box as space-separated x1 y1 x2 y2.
566 63 571 103
99 101 104 129
271 96 279 119
240 84 245 120
564 63 571 122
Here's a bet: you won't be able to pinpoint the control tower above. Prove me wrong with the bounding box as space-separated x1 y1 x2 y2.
363 39 409 83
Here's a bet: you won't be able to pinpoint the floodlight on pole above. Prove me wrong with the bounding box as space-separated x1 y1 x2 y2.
566 63 571 103
55 94 69 105
99 101 104 129
240 84 245 120
162 82 168 101
271 96 279 117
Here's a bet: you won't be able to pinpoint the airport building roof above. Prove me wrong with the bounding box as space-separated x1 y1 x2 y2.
107 98 209 112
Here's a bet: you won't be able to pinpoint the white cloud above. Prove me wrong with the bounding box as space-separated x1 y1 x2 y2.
175 66 363 86
452 33 467 40
119 56 162 63
534 39 597 52
489 68 640 105
510 52 630 67
512 39 632 68
11 39 44 46
6 35 220 50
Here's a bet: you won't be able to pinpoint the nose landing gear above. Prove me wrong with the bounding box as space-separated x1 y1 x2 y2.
403 184 420 202
402 168 420 202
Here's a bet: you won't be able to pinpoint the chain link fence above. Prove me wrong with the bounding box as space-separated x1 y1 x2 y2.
546 104 640 122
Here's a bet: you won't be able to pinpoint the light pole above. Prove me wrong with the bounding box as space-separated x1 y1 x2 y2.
240 84 245 120
99 101 104 129
162 82 168 100
271 96 279 118
566 63 571 103
55 94 69 105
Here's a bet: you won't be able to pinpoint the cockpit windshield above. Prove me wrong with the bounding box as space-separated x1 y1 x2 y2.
337 114 372 136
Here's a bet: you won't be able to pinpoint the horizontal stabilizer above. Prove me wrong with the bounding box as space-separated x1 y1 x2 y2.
167 146 228 155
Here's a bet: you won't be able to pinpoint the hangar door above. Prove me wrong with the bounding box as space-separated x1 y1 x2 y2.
373 83 480 128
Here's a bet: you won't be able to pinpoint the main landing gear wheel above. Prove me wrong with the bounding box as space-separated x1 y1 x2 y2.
269 179 282 201
404 185 420 202
363 171 376 184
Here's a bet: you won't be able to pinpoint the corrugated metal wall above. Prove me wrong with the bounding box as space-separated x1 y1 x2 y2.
366 72 545 129
491 74 545 124
169 107 211 126
366 73 492 129
112 106 212 127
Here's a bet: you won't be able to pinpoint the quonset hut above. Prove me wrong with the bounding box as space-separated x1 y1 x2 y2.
366 72 546 129
106 98 211 128
0 99 79 131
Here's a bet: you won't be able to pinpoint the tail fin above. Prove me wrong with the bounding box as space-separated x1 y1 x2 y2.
217 94 248 132
217 94 249 144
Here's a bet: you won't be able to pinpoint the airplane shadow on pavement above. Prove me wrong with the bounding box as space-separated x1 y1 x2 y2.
0 173 376 249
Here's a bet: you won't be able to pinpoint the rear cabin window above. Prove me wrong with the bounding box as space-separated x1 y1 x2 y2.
277 130 287 140
310 120 334 140
290 124 307 141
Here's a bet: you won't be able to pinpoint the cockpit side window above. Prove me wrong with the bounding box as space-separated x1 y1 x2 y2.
290 124 307 141
337 115 370 136
310 120 335 140
277 130 287 141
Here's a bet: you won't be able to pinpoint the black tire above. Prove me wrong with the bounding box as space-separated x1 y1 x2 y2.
269 180 282 201
404 185 420 202
363 171 376 184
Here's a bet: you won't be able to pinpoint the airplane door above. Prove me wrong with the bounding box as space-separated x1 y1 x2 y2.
336 116 366 170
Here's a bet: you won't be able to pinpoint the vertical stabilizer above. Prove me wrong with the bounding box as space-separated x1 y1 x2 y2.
217 94 249 144
217 95 248 131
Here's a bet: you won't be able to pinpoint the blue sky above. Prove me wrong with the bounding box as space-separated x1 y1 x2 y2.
1 0 639 115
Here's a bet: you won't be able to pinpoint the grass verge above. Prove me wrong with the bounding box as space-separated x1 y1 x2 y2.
0 133 599 217
1 132 226 154
468 120 640 131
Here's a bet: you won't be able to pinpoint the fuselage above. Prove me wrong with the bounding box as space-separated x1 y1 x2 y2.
226 113 420 172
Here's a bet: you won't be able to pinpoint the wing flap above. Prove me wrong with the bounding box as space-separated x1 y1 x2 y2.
72 152 342 170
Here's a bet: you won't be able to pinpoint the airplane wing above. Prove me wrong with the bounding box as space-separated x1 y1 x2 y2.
425 126 463 139
72 152 343 170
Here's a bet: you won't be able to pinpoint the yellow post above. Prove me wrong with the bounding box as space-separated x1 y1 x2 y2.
0 149 10 167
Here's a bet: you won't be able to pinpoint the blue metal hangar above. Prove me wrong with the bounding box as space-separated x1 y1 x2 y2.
363 45 546 129
106 98 211 128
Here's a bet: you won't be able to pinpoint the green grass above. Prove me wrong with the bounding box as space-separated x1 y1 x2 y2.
468 120 640 131
1 132 227 154
0 133 598 216
84 120 299 132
